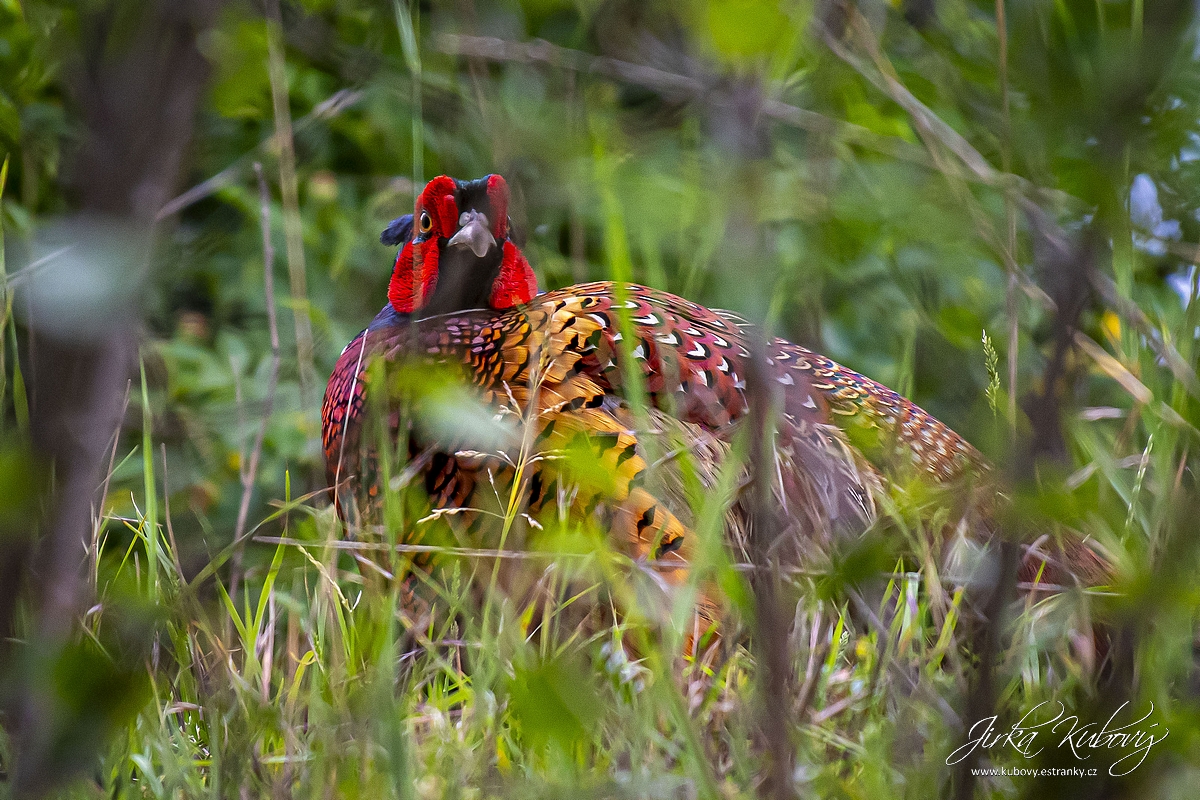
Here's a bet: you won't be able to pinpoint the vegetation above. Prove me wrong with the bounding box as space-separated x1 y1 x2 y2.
1 0 1199 796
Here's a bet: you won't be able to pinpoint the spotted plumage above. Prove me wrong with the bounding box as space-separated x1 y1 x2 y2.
328 283 981 480
323 281 986 541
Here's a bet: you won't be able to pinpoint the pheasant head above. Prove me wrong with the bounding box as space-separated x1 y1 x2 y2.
383 174 538 317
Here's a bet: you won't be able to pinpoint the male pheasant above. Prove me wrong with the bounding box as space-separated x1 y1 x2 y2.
321 174 1095 649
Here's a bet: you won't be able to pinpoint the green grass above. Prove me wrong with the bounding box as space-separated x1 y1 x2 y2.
61 366 1173 799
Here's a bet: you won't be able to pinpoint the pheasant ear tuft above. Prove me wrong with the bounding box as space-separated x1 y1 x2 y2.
507 216 526 248
380 214 414 246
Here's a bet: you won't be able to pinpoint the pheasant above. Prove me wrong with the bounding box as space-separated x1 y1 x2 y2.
321 174 1099 651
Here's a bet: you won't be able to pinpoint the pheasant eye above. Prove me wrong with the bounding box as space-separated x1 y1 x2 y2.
418 212 433 234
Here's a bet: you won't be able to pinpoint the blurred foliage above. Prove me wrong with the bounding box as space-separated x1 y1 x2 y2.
1 0 1200 796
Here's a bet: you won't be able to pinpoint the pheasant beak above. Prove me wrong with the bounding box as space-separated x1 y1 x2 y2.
447 209 496 257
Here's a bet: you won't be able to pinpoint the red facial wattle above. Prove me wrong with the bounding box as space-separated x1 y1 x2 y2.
490 241 538 309
387 238 440 314
419 175 460 239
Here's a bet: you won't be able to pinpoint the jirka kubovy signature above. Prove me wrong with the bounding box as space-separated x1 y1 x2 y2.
946 701 1168 777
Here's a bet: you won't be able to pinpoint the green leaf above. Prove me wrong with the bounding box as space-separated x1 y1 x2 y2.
507 653 602 751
